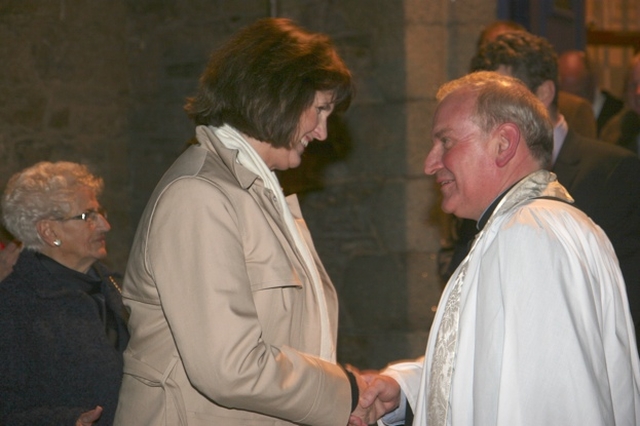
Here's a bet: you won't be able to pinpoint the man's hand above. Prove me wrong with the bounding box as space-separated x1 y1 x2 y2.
76 406 103 426
347 367 401 426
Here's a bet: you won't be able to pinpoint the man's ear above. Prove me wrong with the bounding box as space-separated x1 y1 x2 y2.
534 80 556 108
494 122 521 167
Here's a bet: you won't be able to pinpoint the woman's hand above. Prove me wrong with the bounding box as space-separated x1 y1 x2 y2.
0 241 20 281
349 370 401 426
76 406 103 426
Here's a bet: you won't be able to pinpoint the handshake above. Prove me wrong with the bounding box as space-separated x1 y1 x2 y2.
346 366 402 426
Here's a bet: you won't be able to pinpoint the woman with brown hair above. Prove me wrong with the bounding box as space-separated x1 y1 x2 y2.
115 18 367 426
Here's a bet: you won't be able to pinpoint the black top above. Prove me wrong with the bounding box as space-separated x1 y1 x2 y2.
596 90 624 136
615 109 640 153
0 250 129 425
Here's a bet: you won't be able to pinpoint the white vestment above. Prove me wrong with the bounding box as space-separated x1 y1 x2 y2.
384 170 640 425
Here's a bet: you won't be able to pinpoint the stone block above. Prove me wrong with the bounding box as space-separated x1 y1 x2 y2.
344 103 408 177
405 98 437 175
405 25 449 99
450 0 497 24
406 251 443 329
404 0 449 25
406 177 441 253
340 253 410 331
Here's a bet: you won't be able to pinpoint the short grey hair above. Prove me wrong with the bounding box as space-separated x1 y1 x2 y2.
436 71 554 168
2 161 103 250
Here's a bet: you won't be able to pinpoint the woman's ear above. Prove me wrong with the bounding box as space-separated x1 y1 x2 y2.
534 80 556 109
36 220 58 247
494 122 521 167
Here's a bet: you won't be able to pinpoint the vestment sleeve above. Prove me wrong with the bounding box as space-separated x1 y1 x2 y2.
381 357 424 416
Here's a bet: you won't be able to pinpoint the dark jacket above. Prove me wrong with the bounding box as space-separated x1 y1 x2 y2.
596 90 624 136
601 108 640 154
0 250 129 426
554 130 640 331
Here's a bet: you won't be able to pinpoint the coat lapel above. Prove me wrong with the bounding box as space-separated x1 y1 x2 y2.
196 126 312 286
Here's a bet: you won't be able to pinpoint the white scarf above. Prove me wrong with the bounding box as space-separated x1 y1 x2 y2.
211 124 335 362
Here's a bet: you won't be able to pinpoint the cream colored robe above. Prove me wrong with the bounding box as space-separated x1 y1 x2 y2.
384 170 640 425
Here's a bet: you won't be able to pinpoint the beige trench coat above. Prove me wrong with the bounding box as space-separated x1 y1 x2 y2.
114 127 351 425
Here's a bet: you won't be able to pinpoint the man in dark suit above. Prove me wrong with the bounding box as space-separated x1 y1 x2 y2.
558 49 624 136
557 90 599 138
444 32 640 346
472 22 597 139
602 52 640 156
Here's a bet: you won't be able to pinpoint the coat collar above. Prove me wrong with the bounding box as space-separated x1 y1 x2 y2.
554 128 581 167
552 129 583 189
13 250 108 299
195 125 260 190
194 125 313 276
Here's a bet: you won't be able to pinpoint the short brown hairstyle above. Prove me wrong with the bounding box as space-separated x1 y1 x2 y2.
184 18 354 148
470 31 559 101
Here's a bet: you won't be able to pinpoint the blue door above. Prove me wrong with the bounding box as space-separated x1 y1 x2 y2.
497 0 586 53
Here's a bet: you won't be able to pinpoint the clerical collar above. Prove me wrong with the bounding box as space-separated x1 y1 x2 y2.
476 180 521 231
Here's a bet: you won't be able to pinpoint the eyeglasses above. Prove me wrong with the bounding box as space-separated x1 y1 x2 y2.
58 207 108 222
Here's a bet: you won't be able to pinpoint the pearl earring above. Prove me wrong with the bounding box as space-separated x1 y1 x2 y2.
53 239 62 247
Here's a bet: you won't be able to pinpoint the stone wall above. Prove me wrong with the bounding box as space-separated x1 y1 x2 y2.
0 0 132 264
0 0 495 369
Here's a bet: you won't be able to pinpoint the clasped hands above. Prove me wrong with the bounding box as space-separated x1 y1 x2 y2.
347 366 401 426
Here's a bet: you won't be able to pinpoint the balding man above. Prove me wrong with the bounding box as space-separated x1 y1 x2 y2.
351 72 640 426
602 52 640 155
558 49 623 135
351 71 640 426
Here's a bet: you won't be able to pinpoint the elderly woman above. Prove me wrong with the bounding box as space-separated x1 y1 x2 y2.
0 161 128 426
115 18 366 426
